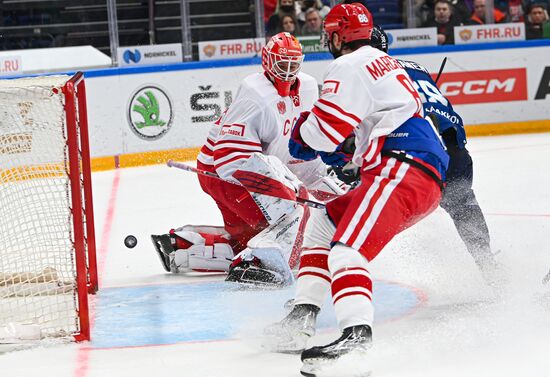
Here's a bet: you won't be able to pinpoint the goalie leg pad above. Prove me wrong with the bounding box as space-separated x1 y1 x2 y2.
226 205 308 286
233 153 302 225
152 225 234 273
247 205 305 264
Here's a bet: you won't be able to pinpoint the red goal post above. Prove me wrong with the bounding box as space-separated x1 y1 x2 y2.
0 72 98 343
65 72 98 341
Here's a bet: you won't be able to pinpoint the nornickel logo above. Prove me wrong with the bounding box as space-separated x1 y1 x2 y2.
123 49 141 64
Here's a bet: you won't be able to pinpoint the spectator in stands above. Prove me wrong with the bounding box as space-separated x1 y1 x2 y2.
264 0 279 23
504 0 526 22
525 3 550 38
280 14 299 35
423 0 462 44
267 0 301 37
468 0 506 24
417 0 438 26
406 0 468 28
300 8 323 35
297 0 330 23
448 0 472 23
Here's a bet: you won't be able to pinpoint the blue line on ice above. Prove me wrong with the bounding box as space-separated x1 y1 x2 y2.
91 281 421 349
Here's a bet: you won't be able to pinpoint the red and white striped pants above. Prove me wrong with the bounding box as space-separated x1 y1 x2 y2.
327 155 441 260
294 156 441 329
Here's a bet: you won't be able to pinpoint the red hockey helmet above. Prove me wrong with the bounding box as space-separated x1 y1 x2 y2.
322 3 374 46
262 32 304 97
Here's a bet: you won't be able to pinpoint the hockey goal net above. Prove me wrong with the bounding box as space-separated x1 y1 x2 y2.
0 72 97 343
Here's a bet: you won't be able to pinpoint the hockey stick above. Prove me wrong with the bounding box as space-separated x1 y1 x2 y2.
166 160 326 209
434 57 448 84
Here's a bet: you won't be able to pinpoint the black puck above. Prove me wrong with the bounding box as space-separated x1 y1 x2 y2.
124 235 138 249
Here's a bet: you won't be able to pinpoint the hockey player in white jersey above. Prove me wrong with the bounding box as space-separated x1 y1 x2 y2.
264 4 449 375
151 32 344 286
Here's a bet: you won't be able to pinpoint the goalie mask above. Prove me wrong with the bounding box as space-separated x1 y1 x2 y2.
321 3 374 58
262 32 304 97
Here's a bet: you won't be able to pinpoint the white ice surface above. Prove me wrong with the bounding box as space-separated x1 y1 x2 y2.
2 133 550 377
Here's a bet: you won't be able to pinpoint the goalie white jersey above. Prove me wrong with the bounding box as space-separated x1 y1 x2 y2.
197 72 325 186
300 45 423 168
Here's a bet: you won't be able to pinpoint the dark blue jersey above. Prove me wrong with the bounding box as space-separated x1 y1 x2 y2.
398 59 467 149
381 116 450 180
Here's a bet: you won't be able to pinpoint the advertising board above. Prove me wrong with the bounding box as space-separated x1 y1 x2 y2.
83 44 550 160
454 23 525 44
117 44 183 66
198 38 265 61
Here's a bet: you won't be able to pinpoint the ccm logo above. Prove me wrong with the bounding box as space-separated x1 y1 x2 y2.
434 68 527 105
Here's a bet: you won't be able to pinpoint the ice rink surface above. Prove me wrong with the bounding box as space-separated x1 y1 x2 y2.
2 132 550 377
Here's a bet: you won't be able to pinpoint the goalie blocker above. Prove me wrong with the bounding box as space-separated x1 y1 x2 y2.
152 154 346 286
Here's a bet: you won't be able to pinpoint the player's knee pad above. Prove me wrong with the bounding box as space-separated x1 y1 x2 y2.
328 243 369 273
302 209 336 251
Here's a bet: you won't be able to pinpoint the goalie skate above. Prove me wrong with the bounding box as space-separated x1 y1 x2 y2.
225 258 286 287
263 304 319 353
300 325 372 377
151 234 175 272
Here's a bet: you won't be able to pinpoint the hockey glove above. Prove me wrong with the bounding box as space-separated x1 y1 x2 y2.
318 134 356 167
288 111 319 161
328 162 360 186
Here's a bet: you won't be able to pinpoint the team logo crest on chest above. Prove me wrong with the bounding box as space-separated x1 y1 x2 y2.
277 101 286 115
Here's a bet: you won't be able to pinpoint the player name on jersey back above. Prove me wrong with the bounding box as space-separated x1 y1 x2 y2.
366 55 402 81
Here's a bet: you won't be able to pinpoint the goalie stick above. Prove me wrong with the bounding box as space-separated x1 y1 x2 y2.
166 160 326 209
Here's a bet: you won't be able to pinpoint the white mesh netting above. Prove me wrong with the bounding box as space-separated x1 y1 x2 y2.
0 75 79 340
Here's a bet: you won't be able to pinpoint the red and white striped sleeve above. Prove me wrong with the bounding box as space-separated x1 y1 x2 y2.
300 62 373 152
212 99 263 180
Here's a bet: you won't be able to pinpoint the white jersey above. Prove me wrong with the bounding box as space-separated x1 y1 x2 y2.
197 72 326 186
300 45 423 168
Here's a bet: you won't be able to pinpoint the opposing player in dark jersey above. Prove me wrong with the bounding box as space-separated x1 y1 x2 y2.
368 24 498 282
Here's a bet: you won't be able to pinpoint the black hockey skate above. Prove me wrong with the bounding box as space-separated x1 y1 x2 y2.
225 257 287 287
151 234 174 272
263 304 320 353
300 325 372 377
